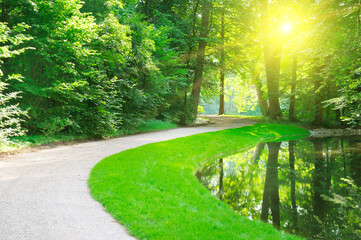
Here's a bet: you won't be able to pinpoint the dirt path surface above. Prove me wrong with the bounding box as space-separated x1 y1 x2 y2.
0 116 255 240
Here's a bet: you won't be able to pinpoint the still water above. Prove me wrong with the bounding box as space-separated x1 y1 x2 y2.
197 137 361 239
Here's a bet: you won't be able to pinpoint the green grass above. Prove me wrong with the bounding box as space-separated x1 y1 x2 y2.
222 114 265 121
2 133 89 152
221 114 319 129
2 119 177 153
137 119 177 132
89 124 310 240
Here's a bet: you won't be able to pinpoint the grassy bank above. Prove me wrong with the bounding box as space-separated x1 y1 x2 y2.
89 124 310 240
2 119 177 153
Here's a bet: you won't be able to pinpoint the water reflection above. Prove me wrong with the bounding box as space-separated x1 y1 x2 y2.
261 142 281 228
219 158 224 200
197 137 361 239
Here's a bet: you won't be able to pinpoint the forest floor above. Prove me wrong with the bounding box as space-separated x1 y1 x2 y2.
0 115 256 240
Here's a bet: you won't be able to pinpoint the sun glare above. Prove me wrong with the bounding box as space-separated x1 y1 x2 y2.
281 23 292 34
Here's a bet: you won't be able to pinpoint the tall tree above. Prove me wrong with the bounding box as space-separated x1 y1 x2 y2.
218 3 225 115
260 0 282 119
289 54 297 121
191 0 212 118
250 65 268 116
313 62 325 125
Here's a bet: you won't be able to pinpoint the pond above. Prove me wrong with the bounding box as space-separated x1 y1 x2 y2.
196 137 361 239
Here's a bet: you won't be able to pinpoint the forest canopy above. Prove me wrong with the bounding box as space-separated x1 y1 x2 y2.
1 0 361 142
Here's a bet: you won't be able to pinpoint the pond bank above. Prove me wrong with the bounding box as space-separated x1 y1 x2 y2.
310 128 361 137
89 124 309 240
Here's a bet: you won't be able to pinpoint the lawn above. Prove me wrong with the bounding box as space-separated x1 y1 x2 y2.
89 124 310 240
2 119 177 153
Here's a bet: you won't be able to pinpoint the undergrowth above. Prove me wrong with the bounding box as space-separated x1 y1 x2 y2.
2 119 177 153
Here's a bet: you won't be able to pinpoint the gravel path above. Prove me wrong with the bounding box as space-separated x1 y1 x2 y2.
0 116 255 240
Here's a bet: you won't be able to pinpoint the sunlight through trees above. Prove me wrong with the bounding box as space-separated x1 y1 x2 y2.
1 0 361 142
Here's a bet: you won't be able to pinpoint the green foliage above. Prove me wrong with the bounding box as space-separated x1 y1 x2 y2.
137 119 177 133
11 132 88 148
197 104 205 114
1 0 237 137
81 0 123 22
274 0 361 125
195 0 361 126
0 77 25 147
3 0 187 137
0 22 31 148
5 119 177 153
2 0 361 143
325 66 361 126
3 0 112 136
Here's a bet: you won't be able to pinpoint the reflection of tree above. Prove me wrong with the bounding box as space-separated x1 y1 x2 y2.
261 142 281 228
311 138 335 238
196 160 220 196
288 141 298 233
197 137 361 239
313 139 327 219
219 158 224 200
222 149 265 219
349 139 361 187
341 139 346 175
252 143 265 164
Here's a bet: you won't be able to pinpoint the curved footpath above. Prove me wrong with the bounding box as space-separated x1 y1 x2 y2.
0 116 255 240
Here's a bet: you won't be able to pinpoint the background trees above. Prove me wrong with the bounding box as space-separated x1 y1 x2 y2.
200 0 361 126
0 0 361 144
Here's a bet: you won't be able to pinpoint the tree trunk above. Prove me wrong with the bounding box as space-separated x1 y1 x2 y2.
181 1 200 125
314 77 323 125
219 7 225 115
179 87 188 126
335 109 341 124
143 0 153 15
191 0 212 118
261 0 282 120
253 76 268 116
312 61 324 125
289 54 297 121
265 53 282 120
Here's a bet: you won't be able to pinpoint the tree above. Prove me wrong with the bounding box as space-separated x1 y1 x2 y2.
261 142 281 228
260 0 282 119
0 22 31 147
218 4 225 115
190 0 212 118
289 54 297 121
